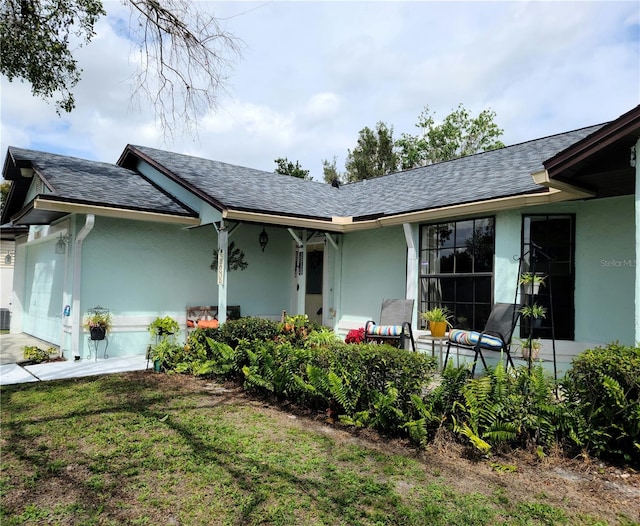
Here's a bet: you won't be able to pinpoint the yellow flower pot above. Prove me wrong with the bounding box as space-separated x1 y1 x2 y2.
429 321 448 337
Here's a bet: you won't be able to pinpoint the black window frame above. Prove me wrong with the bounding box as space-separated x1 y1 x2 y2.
419 216 495 331
520 213 575 340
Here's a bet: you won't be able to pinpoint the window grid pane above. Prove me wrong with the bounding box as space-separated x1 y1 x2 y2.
419 217 495 331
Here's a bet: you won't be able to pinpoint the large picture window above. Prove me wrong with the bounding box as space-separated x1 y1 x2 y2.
419 217 495 330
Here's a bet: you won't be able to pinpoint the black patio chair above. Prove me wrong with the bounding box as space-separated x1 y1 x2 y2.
443 302 520 376
364 299 416 351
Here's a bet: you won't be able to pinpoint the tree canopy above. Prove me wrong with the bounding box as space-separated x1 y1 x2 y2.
324 105 504 184
321 156 344 186
0 0 241 132
344 122 398 182
396 104 505 169
274 158 311 180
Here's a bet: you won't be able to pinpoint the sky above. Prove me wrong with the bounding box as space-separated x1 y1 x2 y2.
1 1 639 181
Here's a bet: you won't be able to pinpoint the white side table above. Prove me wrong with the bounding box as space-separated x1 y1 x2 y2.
417 332 452 369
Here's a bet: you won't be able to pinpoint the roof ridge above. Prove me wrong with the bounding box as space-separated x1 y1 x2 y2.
346 121 608 185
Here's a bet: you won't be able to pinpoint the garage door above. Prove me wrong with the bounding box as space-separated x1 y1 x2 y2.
23 240 65 345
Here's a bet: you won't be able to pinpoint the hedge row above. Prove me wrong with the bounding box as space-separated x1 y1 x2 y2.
155 317 640 466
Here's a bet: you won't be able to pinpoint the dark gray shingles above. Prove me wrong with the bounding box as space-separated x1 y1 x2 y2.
10 147 195 216
10 122 606 224
133 124 604 222
338 124 605 219
131 145 349 219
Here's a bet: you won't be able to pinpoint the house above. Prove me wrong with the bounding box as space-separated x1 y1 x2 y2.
1 105 638 370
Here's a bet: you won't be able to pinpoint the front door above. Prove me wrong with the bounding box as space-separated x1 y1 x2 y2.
521 214 575 340
305 243 324 325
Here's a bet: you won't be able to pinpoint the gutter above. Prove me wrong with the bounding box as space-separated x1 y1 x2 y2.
31 198 200 226
530 169 595 199
71 214 95 359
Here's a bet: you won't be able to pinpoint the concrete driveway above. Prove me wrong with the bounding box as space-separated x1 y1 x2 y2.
0 332 148 386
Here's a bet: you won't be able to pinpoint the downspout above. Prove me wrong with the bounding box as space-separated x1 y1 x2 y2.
58 220 72 358
71 214 95 359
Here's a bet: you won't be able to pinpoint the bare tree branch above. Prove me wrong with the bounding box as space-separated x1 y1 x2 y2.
126 0 243 136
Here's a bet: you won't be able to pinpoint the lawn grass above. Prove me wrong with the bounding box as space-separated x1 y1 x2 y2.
0 372 621 525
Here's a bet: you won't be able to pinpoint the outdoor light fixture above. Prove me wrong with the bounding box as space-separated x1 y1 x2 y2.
55 233 71 254
4 251 14 265
259 227 269 252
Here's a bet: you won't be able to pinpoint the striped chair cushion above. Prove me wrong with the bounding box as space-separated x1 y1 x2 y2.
367 324 404 337
448 329 504 350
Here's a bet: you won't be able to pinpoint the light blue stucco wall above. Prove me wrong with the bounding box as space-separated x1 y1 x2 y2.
333 196 633 352
574 196 634 344
338 226 407 324
494 196 634 346
76 217 295 357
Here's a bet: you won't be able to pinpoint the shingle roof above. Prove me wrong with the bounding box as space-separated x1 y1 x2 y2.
130 124 604 222
338 124 605 219
8 147 196 217
3 122 607 227
128 145 349 220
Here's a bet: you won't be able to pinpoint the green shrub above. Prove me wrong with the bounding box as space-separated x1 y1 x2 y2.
23 346 57 363
303 343 437 433
210 317 280 348
444 362 560 456
561 342 640 465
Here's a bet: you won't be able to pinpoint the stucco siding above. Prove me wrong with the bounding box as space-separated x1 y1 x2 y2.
495 196 634 350
75 218 295 357
338 226 407 325
574 196 634 345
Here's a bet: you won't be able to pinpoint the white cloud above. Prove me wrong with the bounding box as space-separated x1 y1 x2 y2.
1 1 638 181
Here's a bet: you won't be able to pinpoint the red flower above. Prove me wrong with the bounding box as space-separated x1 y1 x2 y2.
345 327 365 344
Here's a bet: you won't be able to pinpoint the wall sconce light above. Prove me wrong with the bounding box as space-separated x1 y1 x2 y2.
4 251 15 265
259 227 269 252
55 233 71 254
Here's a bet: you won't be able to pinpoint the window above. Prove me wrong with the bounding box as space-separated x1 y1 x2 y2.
521 215 575 340
419 217 495 330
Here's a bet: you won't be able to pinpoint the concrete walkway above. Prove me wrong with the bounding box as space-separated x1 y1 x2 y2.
0 332 148 386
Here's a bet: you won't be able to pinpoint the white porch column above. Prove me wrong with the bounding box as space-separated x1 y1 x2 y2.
216 223 228 324
403 223 419 328
635 139 640 344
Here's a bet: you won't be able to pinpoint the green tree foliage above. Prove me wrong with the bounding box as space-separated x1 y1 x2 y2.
321 156 344 185
0 0 241 131
396 104 505 169
274 157 311 180
0 181 10 210
345 121 398 182
0 0 105 114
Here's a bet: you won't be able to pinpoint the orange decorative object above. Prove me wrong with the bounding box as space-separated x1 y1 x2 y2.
197 319 219 329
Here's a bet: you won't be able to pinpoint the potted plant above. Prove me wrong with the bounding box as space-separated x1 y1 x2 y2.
150 338 181 372
519 303 547 327
517 337 541 360
83 311 113 341
518 272 546 296
148 316 180 338
421 306 452 337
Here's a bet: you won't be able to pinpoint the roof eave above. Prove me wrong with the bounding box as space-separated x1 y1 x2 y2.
544 105 640 178
374 188 582 227
225 186 586 232
12 197 201 227
120 145 227 213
